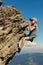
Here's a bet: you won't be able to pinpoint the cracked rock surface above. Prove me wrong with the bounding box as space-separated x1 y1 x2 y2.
0 6 29 65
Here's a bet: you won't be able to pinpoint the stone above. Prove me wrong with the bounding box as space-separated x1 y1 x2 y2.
0 6 29 65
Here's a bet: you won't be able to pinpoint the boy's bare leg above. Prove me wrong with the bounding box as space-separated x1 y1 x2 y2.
19 37 30 49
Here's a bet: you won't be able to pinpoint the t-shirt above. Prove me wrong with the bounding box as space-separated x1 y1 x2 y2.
29 23 38 37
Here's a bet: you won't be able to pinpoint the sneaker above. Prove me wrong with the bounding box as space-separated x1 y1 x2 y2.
17 47 21 53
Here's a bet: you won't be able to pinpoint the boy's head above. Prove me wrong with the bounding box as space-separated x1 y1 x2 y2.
29 18 37 24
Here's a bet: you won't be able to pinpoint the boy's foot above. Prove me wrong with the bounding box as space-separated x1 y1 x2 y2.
17 47 21 53
17 44 21 53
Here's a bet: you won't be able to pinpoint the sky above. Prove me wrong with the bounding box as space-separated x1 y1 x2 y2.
2 0 43 44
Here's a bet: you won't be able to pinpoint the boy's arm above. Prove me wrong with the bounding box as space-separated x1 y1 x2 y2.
27 26 36 31
29 26 35 31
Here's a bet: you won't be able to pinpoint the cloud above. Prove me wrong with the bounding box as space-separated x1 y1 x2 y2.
18 39 43 54
19 41 43 54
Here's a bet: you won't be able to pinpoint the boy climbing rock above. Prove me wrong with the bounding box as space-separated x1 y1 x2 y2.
18 18 38 53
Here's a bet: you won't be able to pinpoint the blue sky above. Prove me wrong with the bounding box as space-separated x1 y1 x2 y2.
2 0 43 44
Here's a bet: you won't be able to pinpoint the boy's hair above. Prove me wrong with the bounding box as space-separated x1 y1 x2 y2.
29 18 37 22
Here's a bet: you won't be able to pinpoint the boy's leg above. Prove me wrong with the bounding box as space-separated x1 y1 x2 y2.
19 37 30 49
17 35 35 53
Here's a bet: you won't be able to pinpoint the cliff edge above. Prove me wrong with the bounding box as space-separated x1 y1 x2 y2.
0 6 29 65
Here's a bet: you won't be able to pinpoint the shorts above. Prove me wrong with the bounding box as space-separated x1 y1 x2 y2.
19 34 35 42
25 34 35 42
29 35 35 42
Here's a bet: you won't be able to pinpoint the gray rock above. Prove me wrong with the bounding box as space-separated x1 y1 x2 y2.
0 6 29 65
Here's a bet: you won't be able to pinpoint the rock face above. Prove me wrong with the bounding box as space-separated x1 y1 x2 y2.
0 6 29 65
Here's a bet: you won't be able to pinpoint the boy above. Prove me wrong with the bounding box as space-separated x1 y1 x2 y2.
18 18 38 52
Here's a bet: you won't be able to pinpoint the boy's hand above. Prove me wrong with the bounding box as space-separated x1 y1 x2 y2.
29 26 35 31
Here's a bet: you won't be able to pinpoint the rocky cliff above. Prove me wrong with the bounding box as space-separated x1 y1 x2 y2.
0 6 29 65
